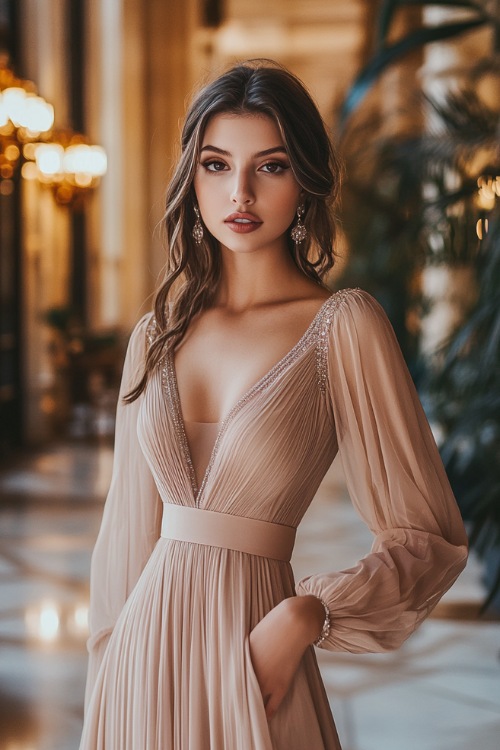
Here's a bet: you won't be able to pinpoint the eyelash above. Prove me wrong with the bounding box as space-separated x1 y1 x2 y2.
261 161 289 174
202 160 226 172
201 159 290 174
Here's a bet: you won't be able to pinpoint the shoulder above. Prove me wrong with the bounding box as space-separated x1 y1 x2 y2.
322 288 393 341
315 289 397 391
131 311 154 340
126 312 155 360
325 287 387 319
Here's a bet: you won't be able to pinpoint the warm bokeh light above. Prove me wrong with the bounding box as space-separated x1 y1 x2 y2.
0 65 105 206
476 175 500 211
24 599 89 643
25 601 61 642
4 144 20 161
39 605 60 641
20 161 38 180
476 217 489 240
1 86 27 126
1 163 13 178
0 97 9 127
0 179 14 195
74 172 93 187
33 142 108 201
0 88 54 134
23 95 54 133
35 143 64 175
22 142 37 160
63 144 108 177
67 603 89 638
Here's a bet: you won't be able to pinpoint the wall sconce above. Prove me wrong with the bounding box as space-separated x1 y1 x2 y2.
0 87 54 136
0 64 54 181
32 137 107 206
0 61 106 206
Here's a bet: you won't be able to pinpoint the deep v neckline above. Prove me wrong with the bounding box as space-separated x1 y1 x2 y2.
164 294 335 507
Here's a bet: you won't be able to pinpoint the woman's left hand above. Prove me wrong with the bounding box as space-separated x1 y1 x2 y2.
248 595 325 720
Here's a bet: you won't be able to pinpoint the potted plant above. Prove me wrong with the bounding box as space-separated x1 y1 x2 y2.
337 0 500 609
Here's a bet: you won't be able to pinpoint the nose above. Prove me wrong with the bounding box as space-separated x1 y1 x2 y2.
230 168 255 205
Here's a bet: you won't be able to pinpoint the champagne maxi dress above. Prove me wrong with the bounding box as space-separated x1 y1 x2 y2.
80 288 468 750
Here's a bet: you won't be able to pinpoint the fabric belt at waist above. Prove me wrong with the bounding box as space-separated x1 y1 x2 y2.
160 504 296 562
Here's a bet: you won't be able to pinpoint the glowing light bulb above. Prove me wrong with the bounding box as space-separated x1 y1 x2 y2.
63 144 90 175
2 86 27 126
63 144 107 178
86 146 107 176
0 94 9 127
24 96 54 133
35 143 64 175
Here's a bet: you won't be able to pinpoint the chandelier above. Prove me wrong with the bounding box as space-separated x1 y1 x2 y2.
0 60 106 207
32 134 107 206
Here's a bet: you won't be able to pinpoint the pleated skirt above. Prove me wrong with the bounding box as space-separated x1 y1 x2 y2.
80 538 341 749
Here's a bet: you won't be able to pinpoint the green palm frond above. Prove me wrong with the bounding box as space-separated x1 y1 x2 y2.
424 91 500 143
341 18 488 123
377 0 488 48
341 0 500 125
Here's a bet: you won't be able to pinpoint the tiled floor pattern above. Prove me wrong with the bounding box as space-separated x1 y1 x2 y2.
0 442 499 750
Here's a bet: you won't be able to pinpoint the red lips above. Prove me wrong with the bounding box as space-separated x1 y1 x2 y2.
224 212 262 223
224 211 263 234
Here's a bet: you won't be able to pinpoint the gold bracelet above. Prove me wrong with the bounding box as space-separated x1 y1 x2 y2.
313 597 331 647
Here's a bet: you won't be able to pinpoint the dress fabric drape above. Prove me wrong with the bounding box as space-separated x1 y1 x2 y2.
79 288 468 750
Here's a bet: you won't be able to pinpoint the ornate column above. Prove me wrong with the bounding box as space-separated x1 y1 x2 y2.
85 0 200 330
19 0 73 442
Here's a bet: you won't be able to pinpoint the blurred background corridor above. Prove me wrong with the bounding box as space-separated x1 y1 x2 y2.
0 445 498 749
0 0 499 748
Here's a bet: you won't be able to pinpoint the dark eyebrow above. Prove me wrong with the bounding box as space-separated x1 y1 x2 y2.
200 145 288 158
255 147 288 158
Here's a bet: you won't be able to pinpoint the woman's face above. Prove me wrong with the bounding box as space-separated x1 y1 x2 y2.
193 113 301 256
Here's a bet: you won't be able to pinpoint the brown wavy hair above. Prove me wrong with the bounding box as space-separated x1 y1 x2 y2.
125 59 342 403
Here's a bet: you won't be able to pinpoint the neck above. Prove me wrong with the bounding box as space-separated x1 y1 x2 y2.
215 242 310 312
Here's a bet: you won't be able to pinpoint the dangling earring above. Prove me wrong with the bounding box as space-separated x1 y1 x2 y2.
192 205 204 245
291 204 307 244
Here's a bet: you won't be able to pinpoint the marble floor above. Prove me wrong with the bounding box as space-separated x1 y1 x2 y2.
0 441 498 750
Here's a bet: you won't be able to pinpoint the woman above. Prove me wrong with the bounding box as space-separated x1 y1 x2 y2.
80 60 468 749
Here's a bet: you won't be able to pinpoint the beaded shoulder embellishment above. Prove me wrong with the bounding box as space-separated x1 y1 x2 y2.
314 288 354 393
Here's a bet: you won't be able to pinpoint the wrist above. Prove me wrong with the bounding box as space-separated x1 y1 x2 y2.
311 597 330 647
283 595 329 646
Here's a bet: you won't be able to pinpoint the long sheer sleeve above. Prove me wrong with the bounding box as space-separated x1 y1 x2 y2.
84 313 162 706
296 289 468 653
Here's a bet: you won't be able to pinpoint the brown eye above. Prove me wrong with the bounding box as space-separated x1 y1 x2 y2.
203 160 227 172
260 162 289 174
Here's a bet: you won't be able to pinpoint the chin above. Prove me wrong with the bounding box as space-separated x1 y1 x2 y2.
215 231 288 256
